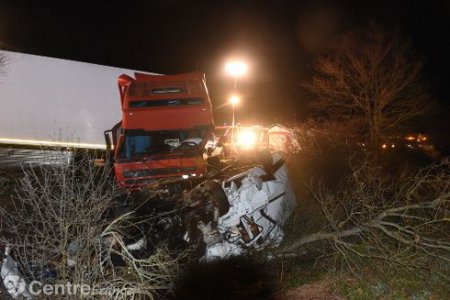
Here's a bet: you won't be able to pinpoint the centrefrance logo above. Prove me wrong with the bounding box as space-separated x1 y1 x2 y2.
29 281 115 297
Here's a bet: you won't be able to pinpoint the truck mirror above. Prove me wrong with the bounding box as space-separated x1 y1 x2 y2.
105 132 112 151
104 130 113 165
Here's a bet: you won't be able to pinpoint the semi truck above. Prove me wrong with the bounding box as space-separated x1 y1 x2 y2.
0 50 215 187
104 72 214 188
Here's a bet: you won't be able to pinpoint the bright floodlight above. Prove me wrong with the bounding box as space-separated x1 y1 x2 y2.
237 129 257 149
229 95 240 105
225 60 248 77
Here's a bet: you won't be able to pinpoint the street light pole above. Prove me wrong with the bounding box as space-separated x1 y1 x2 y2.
229 95 240 127
232 101 236 144
232 102 236 127
225 60 247 145
229 95 240 143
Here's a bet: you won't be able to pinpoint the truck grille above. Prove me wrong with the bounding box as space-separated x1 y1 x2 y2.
123 166 198 179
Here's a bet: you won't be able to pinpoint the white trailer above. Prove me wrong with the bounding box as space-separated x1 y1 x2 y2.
0 50 156 149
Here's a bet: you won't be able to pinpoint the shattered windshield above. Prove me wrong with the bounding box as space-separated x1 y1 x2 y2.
118 128 208 160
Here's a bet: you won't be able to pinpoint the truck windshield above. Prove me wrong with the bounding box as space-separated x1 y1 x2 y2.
118 128 208 161
129 98 203 108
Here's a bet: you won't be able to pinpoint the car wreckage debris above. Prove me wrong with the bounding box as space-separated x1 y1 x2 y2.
0 152 296 298
193 152 296 260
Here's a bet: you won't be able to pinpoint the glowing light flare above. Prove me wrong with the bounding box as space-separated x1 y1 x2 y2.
237 129 257 149
405 134 427 142
419 135 427 142
229 95 240 105
225 61 248 77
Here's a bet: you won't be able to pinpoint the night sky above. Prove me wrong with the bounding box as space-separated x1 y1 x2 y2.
1 0 449 129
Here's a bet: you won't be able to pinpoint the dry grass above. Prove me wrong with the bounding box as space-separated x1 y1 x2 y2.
278 133 450 298
0 151 181 299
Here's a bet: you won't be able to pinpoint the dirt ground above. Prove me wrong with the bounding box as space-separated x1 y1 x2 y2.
279 279 343 300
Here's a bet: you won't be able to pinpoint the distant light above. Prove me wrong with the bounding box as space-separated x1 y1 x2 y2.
229 96 240 105
225 60 248 77
182 175 189 180
391 144 395 148
237 129 257 149
382 144 387 149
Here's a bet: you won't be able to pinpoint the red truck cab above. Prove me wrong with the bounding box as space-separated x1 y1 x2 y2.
105 72 214 188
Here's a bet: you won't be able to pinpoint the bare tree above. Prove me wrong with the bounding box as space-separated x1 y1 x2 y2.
278 160 450 280
305 23 429 150
0 151 181 299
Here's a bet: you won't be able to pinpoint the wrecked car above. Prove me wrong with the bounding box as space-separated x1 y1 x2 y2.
191 152 296 260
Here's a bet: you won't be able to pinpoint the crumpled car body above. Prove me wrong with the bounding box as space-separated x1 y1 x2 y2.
198 152 297 261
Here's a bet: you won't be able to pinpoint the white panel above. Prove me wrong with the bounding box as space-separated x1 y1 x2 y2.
0 50 157 148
